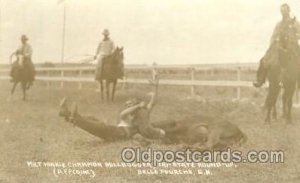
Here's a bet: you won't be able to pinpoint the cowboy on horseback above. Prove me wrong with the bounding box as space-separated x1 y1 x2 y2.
94 29 115 78
253 4 300 88
10 35 35 88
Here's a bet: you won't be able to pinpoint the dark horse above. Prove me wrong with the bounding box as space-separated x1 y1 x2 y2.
9 54 33 101
264 44 299 124
95 47 124 101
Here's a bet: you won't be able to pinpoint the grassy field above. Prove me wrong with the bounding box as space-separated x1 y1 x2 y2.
1 80 300 183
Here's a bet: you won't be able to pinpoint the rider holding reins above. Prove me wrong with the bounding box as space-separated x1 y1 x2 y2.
10 35 35 88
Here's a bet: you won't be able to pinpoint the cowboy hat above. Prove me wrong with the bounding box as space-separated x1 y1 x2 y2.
102 29 110 36
21 35 28 40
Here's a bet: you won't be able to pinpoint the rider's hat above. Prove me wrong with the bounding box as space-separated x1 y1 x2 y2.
102 29 110 36
21 35 28 41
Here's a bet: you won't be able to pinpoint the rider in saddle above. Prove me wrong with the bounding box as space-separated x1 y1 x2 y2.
94 29 115 79
253 3 300 87
10 35 35 87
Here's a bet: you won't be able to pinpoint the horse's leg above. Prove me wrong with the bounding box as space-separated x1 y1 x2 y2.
282 87 287 119
11 82 18 95
99 80 104 100
111 80 117 101
265 79 279 124
265 107 271 124
272 82 280 120
21 81 27 101
286 82 296 124
8 82 18 101
272 106 277 120
106 80 110 101
264 86 272 124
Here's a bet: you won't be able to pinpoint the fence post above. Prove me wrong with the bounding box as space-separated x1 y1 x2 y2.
60 70 64 89
191 67 195 97
152 64 158 81
236 67 241 100
210 68 214 76
78 69 82 89
294 81 300 107
47 71 50 88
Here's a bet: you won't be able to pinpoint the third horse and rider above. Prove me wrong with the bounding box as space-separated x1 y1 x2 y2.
253 4 300 123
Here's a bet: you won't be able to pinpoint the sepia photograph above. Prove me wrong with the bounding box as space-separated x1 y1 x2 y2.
0 0 300 182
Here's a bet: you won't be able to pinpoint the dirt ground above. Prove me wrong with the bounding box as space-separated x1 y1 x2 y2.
1 81 300 183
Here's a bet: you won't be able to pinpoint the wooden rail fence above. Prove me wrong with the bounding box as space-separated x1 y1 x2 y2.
0 65 260 99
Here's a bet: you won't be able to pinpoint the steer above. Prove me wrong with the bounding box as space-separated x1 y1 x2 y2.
152 115 247 149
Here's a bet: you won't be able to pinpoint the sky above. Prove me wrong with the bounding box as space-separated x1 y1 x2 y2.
0 0 300 65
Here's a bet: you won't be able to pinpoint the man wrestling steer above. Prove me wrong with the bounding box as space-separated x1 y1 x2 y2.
59 79 165 141
58 80 246 149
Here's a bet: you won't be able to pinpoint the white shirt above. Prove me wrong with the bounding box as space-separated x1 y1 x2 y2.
95 38 115 56
17 43 32 58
